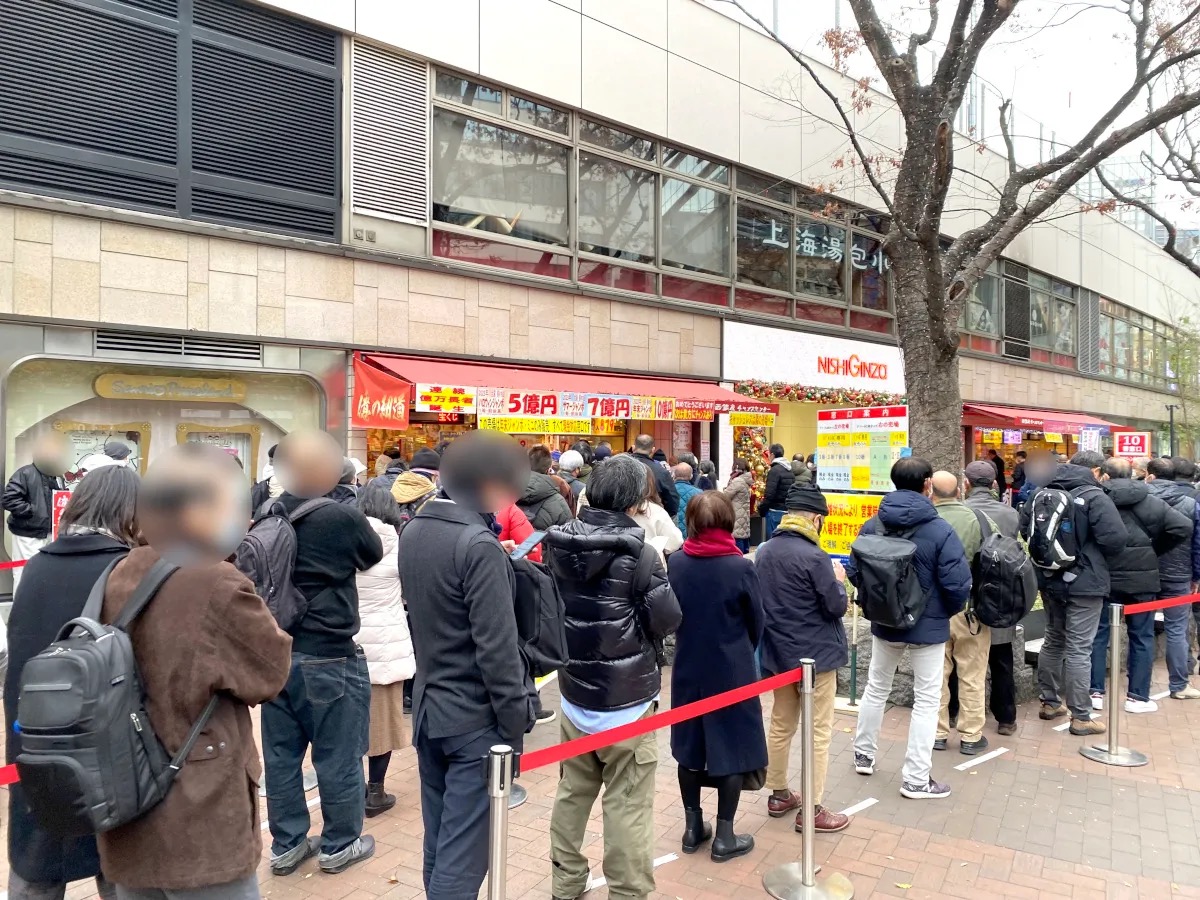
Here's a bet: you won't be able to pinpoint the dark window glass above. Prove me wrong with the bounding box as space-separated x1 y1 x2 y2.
734 289 790 317
795 301 845 326
1113 319 1132 379
849 310 894 335
1030 289 1053 348
433 230 570 279
796 187 841 218
849 233 890 310
849 208 890 234
1004 260 1029 281
1053 299 1075 355
432 109 569 247
434 73 503 116
509 95 569 134
579 120 656 162
795 218 846 301
578 261 655 294
736 170 791 205
736 201 791 290
1098 314 1113 374
964 272 999 335
661 177 730 276
577 152 655 263
663 147 729 184
661 275 729 307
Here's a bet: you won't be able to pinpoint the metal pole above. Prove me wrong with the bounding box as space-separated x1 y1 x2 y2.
1080 605 1148 767
762 661 855 900
486 745 514 900
1168 404 1178 457
848 602 859 706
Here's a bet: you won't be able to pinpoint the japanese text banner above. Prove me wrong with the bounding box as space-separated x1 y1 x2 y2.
352 357 411 429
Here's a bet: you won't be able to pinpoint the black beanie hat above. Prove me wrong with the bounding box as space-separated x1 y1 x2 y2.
785 483 829 515
411 448 441 471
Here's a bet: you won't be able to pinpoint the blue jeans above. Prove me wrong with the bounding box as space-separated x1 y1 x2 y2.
764 509 785 538
1089 602 1154 701
263 649 370 858
1161 584 1193 692
1038 590 1104 721
735 538 749 554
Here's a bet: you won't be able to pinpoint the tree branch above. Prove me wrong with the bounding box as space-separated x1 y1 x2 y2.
906 0 940 66
1095 167 1200 278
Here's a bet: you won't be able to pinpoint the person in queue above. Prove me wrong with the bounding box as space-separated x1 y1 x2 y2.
755 482 851 832
263 431 384 877
557 449 587 506
99 444 292 899
630 433 680 518
669 492 765 862
399 432 534 900
672 462 702 533
1010 450 1027 503
373 447 409 493
5 467 142 900
391 448 440 520
929 471 989 755
632 467 684 562
568 440 594 483
676 450 701 487
697 459 718 491
723 457 755 554
544 454 681 900
850 457 972 800
1090 456 1189 714
1144 458 1200 699
519 446 574 529
757 443 795 537
1021 450 1127 736
2 432 68 593
354 482 416 818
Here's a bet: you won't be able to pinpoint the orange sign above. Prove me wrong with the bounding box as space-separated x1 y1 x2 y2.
352 357 411 429
415 384 476 414
674 401 716 421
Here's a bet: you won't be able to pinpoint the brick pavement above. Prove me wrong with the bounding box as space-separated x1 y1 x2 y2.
8 661 1200 900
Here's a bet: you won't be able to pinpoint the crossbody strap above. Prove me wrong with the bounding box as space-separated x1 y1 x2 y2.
80 557 124 622
168 695 221 773
112 559 180 631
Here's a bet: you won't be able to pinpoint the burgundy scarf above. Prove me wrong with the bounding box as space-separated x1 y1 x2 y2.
683 528 745 559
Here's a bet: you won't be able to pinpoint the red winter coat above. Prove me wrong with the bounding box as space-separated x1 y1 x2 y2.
496 503 542 562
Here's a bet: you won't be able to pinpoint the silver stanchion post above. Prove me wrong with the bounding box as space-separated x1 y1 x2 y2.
762 660 855 900
486 745 514 900
1080 604 1148 767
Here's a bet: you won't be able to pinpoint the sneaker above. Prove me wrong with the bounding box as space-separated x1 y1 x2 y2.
959 736 989 756
1125 698 1158 714
767 790 802 818
933 738 948 751
319 836 375 874
854 753 874 775
1091 693 1104 711
900 778 951 800
1039 701 1069 720
271 836 320 876
536 708 558 726
795 805 851 833
1170 685 1200 700
997 722 1017 736
1069 717 1107 736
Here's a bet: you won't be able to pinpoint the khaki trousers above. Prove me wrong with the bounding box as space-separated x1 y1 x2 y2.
938 612 991 742
765 669 836 805
549 709 657 900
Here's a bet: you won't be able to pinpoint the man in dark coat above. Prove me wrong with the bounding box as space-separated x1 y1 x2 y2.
1009 450 1027 503
1091 457 1190 713
630 433 680 517
2 433 67 593
987 449 1008 497
517 469 574 530
757 443 795 536
399 432 534 900
848 457 972 801
1145 458 1200 699
1020 451 1128 735
755 483 851 833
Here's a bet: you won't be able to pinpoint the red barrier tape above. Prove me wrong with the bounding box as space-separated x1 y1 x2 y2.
521 667 804 772
0 559 27 571
1123 593 1200 616
0 764 17 786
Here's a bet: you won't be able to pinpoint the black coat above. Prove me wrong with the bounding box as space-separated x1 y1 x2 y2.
544 507 681 711
5 533 129 883
668 551 767 777
399 498 532 743
631 452 680 518
2 464 64 538
1148 478 1197 588
758 458 795 514
518 472 573 530
755 530 849 675
1104 478 1191 598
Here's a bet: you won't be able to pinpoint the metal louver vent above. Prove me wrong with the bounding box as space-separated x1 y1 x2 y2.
193 0 336 65
352 43 429 224
1077 289 1100 375
96 330 262 363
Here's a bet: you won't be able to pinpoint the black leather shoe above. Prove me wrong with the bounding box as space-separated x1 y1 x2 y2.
682 807 712 854
711 818 754 863
960 736 990 756
933 738 948 751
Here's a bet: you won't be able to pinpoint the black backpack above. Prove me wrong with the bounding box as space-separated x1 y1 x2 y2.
968 508 1038 629
235 498 335 631
15 559 218 836
1023 485 1099 571
849 518 927 630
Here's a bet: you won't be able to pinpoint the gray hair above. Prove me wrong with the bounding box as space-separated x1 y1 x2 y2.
586 455 647 512
1102 457 1132 480
1070 450 1105 470
558 449 584 474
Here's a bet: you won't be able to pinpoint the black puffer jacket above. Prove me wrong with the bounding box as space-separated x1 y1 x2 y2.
2 464 63 538
1105 477 1191 598
544 507 681 711
1147 479 1196 588
758 457 795 514
518 472 573 530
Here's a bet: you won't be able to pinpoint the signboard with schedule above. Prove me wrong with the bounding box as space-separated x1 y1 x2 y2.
816 406 909 492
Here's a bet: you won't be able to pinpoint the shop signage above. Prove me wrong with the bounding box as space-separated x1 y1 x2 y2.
1115 431 1152 459
1043 432 1065 444
1080 427 1102 452
587 395 633 418
817 406 909 492
94 373 246 403
729 411 777 427
51 490 71 541
1002 429 1023 445
723 321 905 393
713 398 781 415
981 429 1003 444
590 418 626 435
478 416 596 435
673 401 716 421
352 357 411 429
415 384 476 414
820 493 882 558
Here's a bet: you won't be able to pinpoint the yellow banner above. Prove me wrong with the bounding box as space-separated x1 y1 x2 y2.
819 493 883 557
1043 432 1064 444
729 411 777 427
478 416 596 435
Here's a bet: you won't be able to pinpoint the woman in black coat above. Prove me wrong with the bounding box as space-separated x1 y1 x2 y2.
5 466 141 900
667 492 766 863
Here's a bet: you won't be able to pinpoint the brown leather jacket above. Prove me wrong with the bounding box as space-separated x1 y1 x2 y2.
97 547 291 890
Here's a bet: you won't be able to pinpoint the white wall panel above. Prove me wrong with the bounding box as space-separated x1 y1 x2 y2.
358 0 480 73
738 85 803 180
667 56 739 160
667 0 739 79
739 22 805 97
479 0 582 107
583 0 667 48
582 20 668 134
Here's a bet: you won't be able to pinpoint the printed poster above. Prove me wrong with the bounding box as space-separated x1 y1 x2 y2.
816 406 908 492
820 493 882 558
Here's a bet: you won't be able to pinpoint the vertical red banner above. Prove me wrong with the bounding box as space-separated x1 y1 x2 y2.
351 357 412 429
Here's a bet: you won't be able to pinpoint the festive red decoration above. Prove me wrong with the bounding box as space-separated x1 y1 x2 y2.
734 380 905 408
734 426 770 508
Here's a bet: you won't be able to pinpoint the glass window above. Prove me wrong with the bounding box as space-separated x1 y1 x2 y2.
795 218 846 301
1141 326 1156 375
434 73 504 116
660 177 730 276
577 152 655 264
1053 299 1075 355
1029 289 1053 348
965 272 999 335
1099 314 1113 374
849 310 894 335
796 188 840 218
509 95 569 134
662 147 729 185
432 109 569 247
734 289 790 317
1052 279 1075 298
736 170 791 205
848 208 890 234
849 233 889 310
432 231 571 279
579 120 656 162
1113 319 1131 379
736 201 791 291
578 261 655 294
661 275 729 307
1029 272 1052 292
796 300 846 326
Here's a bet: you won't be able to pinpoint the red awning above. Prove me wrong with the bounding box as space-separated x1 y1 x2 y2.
364 354 778 413
962 403 1123 433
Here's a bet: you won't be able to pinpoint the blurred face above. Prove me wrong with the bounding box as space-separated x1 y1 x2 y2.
33 433 68 475
479 481 519 515
139 447 250 564
276 430 342 499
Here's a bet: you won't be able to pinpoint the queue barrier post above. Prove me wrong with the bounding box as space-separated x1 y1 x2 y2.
486 744 515 900
762 660 855 900
1080 604 1149 768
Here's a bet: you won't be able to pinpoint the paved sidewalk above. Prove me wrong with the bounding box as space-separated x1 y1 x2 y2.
8 661 1200 900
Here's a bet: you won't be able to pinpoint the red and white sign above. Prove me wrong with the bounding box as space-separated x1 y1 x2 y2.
351 357 411 429
723 321 906 393
713 398 781 415
1114 431 1152 460
415 383 476 414
51 490 71 541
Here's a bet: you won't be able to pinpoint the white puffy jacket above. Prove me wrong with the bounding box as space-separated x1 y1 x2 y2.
354 516 416 686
